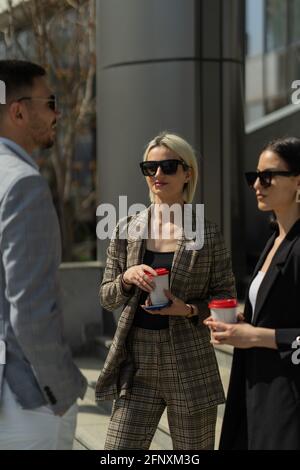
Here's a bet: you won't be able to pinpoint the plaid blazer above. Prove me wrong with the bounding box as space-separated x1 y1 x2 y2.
95 206 236 414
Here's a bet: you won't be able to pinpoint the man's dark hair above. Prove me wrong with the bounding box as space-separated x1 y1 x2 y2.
0 60 46 103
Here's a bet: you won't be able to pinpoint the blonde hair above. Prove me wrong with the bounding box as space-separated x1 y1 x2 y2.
143 132 198 203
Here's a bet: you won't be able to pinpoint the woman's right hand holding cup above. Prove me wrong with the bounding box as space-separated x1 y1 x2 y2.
122 265 157 293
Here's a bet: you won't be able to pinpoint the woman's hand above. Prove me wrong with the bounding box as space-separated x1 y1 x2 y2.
204 318 260 349
123 265 157 293
141 290 191 317
204 318 277 349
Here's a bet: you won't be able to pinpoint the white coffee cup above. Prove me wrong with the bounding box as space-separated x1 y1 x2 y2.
147 268 169 305
208 299 238 324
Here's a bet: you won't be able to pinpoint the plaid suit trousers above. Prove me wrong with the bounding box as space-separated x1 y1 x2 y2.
104 327 217 450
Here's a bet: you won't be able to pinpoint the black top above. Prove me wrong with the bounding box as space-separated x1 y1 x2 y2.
133 250 174 330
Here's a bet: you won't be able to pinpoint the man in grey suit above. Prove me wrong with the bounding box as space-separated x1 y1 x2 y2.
0 60 87 450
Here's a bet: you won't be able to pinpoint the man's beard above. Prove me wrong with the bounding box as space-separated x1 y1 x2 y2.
31 118 56 150
41 138 55 150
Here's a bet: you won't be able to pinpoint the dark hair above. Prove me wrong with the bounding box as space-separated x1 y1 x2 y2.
262 137 300 173
0 60 46 102
262 137 300 231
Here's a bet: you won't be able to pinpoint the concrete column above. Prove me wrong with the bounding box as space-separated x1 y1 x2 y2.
96 0 246 288
198 0 246 285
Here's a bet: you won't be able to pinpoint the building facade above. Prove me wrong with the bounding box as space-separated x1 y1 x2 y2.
96 0 246 290
97 0 300 293
244 0 300 272
1 0 300 343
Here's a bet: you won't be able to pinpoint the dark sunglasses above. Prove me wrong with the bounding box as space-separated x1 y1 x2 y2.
140 159 190 176
245 170 299 188
17 95 57 111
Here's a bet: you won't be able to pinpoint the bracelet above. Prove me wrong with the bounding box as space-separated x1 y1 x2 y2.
185 304 196 319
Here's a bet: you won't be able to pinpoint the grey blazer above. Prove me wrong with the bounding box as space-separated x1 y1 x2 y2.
0 141 87 415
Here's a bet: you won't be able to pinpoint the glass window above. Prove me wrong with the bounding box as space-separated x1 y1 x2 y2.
246 0 293 124
266 0 287 52
290 0 300 44
246 55 264 122
286 43 300 99
246 0 264 56
264 49 288 113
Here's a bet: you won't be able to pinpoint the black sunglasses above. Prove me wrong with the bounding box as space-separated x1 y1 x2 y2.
17 95 57 111
245 170 299 188
140 159 190 176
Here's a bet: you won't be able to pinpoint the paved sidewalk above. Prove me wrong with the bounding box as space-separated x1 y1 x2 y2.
73 348 232 450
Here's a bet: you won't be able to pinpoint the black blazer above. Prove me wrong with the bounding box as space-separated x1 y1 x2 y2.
220 219 300 450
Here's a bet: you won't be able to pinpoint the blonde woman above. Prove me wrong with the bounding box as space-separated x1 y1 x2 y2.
96 132 236 450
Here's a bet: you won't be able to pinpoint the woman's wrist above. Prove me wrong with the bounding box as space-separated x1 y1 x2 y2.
253 327 277 349
121 273 133 291
122 272 131 285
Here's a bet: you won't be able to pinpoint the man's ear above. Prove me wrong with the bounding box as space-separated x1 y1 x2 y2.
9 102 24 124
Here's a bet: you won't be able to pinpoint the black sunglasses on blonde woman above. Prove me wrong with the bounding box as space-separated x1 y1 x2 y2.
140 159 190 177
